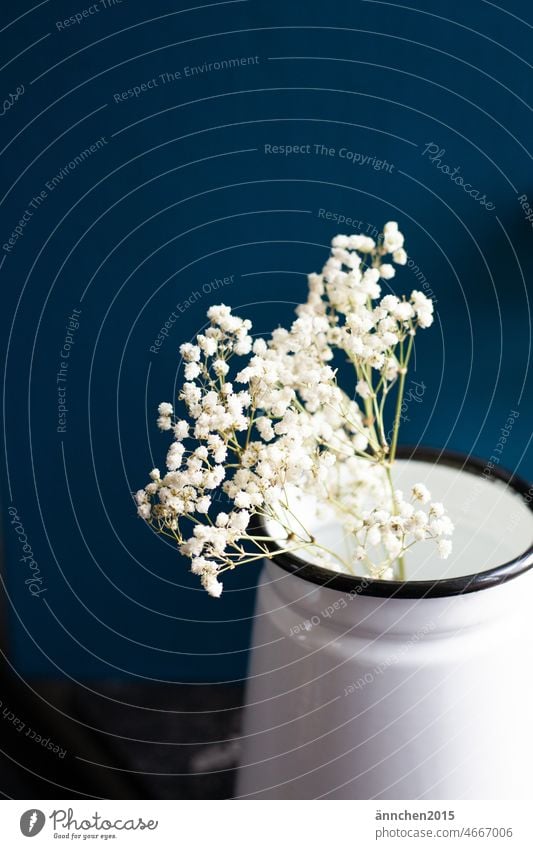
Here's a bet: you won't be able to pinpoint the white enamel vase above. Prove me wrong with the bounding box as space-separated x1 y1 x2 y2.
236 449 533 799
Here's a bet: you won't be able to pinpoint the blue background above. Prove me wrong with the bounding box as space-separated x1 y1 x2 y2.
1 0 532 681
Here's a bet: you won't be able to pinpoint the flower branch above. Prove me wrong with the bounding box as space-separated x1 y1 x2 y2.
135 222 453 596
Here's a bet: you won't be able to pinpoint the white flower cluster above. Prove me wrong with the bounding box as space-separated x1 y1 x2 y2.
136 223 452 596
297 221 433 392
353 484 454 579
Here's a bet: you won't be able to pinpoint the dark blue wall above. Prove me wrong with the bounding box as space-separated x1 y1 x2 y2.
1 0 532 680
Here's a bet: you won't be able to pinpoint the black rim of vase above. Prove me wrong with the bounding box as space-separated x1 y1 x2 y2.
259 446 533 598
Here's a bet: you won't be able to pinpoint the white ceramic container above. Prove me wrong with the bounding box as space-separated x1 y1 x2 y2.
236 449 533 799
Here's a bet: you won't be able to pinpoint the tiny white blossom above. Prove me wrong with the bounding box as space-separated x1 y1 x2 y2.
230 511 250 531
203 573 223 597
184 362 201 380
213 359 230 377
411 290 434 328
431 515 455 536
437 538 452 559
393 248 407 265
180 343 201 362
383 221 404 253
196 496 211 513
197 335 218 357
356 379 372 399
412 483 431 503
173 420 189 440
256 416 275 441
379 264 396 280
332 234 350 248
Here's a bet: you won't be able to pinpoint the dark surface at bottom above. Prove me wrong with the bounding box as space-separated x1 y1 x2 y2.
0 662 243 799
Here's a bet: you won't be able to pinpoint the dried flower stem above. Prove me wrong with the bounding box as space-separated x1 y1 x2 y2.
136 223 453 596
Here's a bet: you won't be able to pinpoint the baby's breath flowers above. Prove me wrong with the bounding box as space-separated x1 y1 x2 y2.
135 223 453 596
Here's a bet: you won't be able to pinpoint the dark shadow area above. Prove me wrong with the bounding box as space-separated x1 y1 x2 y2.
0 661 243 799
